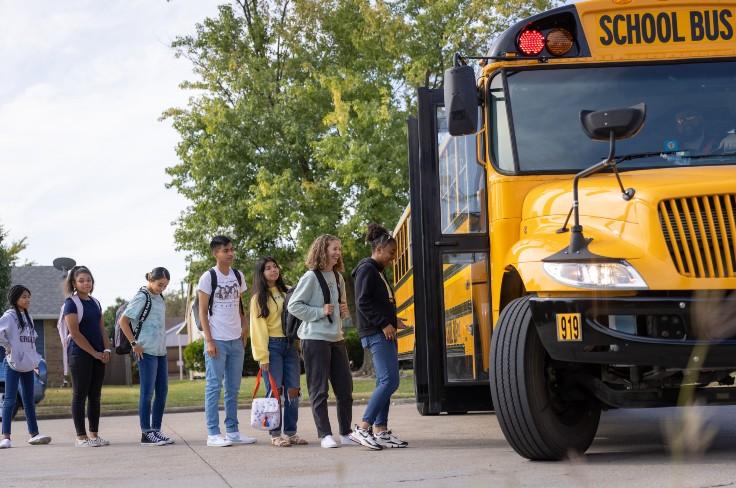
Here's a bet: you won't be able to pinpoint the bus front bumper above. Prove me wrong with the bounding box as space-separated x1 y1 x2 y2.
529 295 736 369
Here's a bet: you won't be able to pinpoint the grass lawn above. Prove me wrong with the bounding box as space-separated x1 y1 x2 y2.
35 371 415 417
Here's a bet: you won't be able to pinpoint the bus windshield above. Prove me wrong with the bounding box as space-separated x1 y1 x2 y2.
499 61 736 173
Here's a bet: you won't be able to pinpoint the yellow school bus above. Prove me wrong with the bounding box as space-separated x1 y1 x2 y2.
403 0 736 460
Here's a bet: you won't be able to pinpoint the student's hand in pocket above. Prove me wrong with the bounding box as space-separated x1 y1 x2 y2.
323 303 334 317
339 302 349 319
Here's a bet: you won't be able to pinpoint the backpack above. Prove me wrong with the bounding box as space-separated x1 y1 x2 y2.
113 287 157 355
281 269 341 342
191 267 245 331
56 294 102 376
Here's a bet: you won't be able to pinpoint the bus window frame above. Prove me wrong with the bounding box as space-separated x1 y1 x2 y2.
486 57 736 177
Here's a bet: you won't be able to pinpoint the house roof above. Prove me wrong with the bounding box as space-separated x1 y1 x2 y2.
10 266 67 319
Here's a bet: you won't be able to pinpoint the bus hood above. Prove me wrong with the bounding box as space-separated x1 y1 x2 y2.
523 166 736 224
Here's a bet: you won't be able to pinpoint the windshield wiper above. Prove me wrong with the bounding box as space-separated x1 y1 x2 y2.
616 150 736 163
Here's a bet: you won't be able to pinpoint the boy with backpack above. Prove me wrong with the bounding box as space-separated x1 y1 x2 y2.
197 236 256 447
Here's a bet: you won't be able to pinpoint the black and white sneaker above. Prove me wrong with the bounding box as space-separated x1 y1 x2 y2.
153 431 175 445
141 432 166 446
347 425 382 451
373 430 408 448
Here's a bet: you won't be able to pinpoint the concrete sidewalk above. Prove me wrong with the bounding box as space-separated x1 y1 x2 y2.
4 403 736 487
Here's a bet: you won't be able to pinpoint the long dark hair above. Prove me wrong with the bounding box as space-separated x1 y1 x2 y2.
64 265 94 296
252 257 288 318
7 285 32 331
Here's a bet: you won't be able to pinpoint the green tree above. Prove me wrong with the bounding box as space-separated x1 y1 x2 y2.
102 297 126 340
0 227 33 309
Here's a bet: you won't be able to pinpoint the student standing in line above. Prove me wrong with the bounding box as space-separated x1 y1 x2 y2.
0 285 51 449
118 267 174 447
287 234 355 449
349 224 408 450
63 265 111 447
198 236 256 447
250 257 308 447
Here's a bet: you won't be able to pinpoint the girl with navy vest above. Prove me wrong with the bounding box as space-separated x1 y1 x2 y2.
0 285 51 448
63 265 111 447
118 267 173 446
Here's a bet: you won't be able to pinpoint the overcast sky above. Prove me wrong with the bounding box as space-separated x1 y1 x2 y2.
0 1 221 306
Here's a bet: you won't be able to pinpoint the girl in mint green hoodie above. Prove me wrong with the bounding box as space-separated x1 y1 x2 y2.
287 234 355 448
0 285 51 448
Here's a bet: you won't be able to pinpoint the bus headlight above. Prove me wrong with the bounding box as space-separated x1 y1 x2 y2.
543 261 648 289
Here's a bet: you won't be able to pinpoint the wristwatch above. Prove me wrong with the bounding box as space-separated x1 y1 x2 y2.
130 340 138 347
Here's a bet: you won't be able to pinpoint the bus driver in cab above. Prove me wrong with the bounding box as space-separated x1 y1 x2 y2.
667 107 719 156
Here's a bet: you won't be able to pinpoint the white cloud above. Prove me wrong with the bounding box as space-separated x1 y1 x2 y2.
0 0 222 307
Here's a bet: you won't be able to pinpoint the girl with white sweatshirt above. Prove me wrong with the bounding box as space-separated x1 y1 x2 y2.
0 285 51 448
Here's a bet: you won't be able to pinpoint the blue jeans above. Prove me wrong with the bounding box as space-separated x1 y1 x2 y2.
204 338 244 436
138 353 168 432
2 362 38 436
263 338 300 437
361 332 399 427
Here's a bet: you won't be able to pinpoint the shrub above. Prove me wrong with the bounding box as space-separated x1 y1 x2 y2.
183 339 205 373
344 328 363 371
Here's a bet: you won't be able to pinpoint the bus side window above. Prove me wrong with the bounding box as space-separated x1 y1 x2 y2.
490 75 514 172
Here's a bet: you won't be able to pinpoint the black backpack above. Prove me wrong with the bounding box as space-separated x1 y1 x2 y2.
191 267 245 331
281 269 341 341
114 287 158 355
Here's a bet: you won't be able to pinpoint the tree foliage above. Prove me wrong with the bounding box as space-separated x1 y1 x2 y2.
165 0 560 284
0 226 33 309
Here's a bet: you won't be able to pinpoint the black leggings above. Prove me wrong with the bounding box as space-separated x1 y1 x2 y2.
69 351 105 436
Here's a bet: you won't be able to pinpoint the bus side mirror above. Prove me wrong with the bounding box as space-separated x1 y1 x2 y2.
580 103 646 141
444 64 479 136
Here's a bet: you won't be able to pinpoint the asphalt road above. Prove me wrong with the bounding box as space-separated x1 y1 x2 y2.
3 402 736 487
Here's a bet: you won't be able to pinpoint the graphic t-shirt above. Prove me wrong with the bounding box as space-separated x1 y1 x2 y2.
197 267 247 341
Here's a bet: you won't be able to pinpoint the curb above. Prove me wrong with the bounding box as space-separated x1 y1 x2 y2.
22 397 417 421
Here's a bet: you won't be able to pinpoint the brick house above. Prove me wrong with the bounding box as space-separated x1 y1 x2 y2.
9 266 66 387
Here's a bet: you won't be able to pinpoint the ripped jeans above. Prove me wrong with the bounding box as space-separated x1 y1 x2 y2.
264 337 301 437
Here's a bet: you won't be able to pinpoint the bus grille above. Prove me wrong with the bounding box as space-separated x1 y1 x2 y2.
658 195 736 278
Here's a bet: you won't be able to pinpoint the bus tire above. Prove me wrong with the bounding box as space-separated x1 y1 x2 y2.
490 296 600 461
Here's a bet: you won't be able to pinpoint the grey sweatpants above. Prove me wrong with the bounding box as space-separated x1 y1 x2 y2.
301 339 354 438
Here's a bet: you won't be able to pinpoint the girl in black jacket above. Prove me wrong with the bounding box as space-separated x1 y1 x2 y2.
348 224 409 450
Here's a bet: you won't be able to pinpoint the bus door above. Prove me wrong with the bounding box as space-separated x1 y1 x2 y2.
409 87 492 415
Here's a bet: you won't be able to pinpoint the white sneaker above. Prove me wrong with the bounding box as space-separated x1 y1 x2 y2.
374 430 408 448
0 439 11 449
28 434 51 445
226 432 256 444
320 435 339 448
339 434 360 447
75 438 96 447
90 436 110 447
348 425 382 450
207 435 233 447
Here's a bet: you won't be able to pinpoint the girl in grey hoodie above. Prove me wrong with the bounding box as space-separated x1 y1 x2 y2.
0 285 51 448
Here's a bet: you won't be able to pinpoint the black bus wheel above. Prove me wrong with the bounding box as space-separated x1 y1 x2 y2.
490 296 600 461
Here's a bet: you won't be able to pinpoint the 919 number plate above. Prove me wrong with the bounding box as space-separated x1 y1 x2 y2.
556 313 582 342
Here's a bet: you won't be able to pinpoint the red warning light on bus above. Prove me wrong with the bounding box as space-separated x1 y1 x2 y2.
518 29 545 56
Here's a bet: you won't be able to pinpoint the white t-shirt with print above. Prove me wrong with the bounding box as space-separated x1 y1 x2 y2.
197 267 247 341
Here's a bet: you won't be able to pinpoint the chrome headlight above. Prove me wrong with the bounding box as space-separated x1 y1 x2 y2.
543 261 648 289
